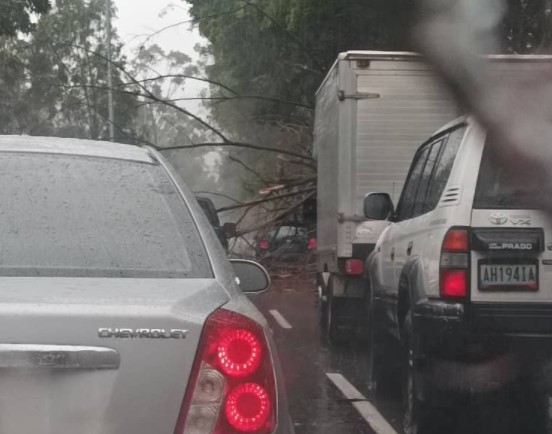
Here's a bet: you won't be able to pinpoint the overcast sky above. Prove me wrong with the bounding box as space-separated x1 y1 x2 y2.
113 0 208 106
112 0 220 175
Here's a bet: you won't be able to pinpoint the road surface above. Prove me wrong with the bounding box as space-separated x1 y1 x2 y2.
252 272 394 434
251 270 552 434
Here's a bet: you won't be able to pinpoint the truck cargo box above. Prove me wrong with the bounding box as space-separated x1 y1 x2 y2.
314 51 552 272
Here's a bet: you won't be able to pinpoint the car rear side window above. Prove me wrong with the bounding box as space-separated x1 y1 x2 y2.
425 126 466 210
412 138 445 217
0 153 212 278
395 145 431 221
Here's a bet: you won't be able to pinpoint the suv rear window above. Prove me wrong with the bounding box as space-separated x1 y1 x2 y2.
0 153 211 278
474 138 543 209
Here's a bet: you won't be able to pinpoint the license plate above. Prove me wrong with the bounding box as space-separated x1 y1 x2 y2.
479 263 538 290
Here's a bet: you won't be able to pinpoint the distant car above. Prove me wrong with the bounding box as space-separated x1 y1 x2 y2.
257 222 316 262
0 135 294 434
195 196 236 252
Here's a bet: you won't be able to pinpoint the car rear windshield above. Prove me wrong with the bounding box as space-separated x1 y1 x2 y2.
474 138 548 210
0 152 212 278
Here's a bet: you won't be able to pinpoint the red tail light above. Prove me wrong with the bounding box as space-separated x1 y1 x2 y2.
174 309 276 434
308 238 316 250
217 329 262 377
225 383 271 431
442 229 469 252
258 240 269 250
344 259 363 275
440 269 468 297
440 228 469 298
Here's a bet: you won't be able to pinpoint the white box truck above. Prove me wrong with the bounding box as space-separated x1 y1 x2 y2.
314 51 552 343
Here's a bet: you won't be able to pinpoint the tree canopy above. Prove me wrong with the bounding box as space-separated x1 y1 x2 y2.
0 0 138 139
186 0 552 139
186 0 411 137
0 0 51 36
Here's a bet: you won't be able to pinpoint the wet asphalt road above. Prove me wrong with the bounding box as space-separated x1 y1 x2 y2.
251 272 552 434
251 276 382 434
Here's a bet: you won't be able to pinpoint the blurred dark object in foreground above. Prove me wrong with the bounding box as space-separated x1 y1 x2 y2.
416 0 552 215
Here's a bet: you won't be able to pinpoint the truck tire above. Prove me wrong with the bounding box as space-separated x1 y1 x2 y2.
316 277 328 327
326 277 353 345
402 311 431 434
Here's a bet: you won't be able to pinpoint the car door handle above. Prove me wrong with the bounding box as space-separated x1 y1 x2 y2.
390 248 395 261
407 242 413 256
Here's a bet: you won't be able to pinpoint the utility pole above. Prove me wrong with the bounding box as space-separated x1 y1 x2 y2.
105 0 115 141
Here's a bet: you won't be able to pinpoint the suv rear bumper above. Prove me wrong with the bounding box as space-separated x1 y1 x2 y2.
413 300 552 356
470 303 552 334
413 300 552 399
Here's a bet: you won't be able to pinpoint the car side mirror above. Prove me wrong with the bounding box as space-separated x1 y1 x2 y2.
364 192 394 220
223 222 237 238
230 259 271 294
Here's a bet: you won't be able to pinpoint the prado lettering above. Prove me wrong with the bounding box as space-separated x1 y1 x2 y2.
488 242 533 250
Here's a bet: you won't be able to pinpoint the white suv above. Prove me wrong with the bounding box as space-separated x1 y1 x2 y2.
365 116 551 433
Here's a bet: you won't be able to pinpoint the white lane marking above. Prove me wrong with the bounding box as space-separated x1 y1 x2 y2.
326 373 398 434
268 309 293 329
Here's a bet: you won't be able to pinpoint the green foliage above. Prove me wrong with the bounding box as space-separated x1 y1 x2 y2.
501 0 552 53
0 0 139 140
183 0 552 212
0 0 51 36
183 0 411 204
185 0 411 137
186 0 552 139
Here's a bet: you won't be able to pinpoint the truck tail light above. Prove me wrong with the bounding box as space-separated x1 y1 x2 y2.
174 309 276 434
344 259 363 275
440 228 470 298
258 240 269 250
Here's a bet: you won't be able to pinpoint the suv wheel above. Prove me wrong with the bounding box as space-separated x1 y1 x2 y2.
368 328 400 398
367 295 390 395
402 311 430 434
366 296 377 393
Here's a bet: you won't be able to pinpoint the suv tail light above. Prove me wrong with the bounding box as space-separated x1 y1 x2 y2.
174 309 276 434
258 240 269 250
440 228 470 298
442 229 469 251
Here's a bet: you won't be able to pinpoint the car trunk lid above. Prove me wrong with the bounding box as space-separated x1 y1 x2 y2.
0 277 228 434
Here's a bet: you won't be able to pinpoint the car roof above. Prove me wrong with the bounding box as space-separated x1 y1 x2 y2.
432 115 473 136
0 135 156 164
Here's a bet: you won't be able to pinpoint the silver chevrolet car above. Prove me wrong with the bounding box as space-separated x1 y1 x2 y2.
0 136 293 434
